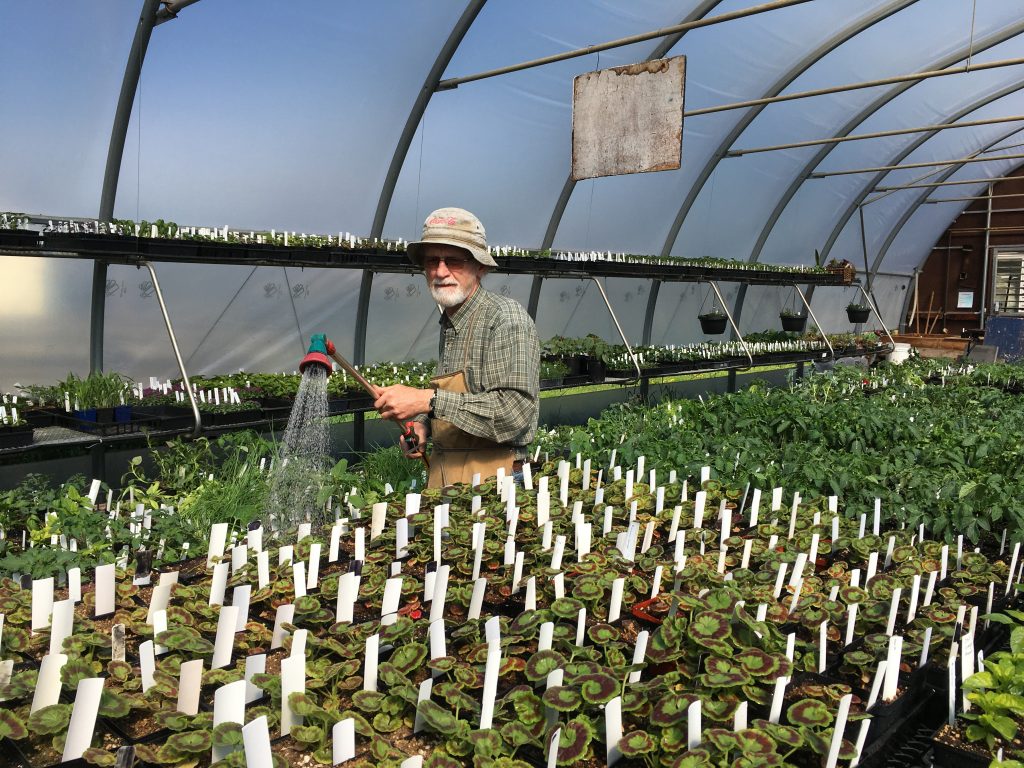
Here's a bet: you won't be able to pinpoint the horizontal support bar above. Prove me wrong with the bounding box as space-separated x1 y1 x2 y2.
812 150 1024 178
925 194 1024 204
727 114 1024 157
874 176 1017 191
435 0 811 90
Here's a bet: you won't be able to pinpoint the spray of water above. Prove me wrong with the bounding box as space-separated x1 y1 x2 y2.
266 366 332 531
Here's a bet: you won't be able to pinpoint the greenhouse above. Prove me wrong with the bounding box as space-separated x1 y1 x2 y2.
3 2 1024 767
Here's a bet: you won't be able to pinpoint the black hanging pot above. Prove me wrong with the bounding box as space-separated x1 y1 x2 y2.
847 306 871 323
780 313 807 333
699 313 728 335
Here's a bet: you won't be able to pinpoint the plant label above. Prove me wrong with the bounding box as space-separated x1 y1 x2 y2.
650 565 664 599
537 622 555 653
233 585 252 632
231 544 248 573
882 635 902 701
0 660 11 697
363 634 380 692
110 622 125 662
243 653 266 704
279 545 294 566
140 639 157 691
578 523 593 560
845 603 858 646
211 684 245 765
430 565 450 623
873 498 881 536
297 523 312 541
604 506 614 538
787 494 799 540
62 677 104 763
548 728 561 768
550 535 566 571
939 545 949 581
525 576 538 611
468 578 487 620
788 553 808 589
31 576 54 631
693 491 706 529
553 572 565 600
767 533 778 552
768 677 788 724
177 658 203 715
209 562 229 606
825 693 853 768
608 577 625 623
242 716 274 768
629 630 649 683
414 678 433 733
257 551 270 589
395 518 409 558
985 582 995 629
818 620 828 674
947 643 958 726
906 574 921 623
857 514 866 539
1006 542 1021 596
271 603 295 649
479 639 501 729
336 572 358 624
504 536 517 567
606 695 624 766
536 491 550 527
31 653 67 712
292 562 307 599
785 633 796 663
523 461 534 490
333 718 356 764
864 552 879 586
88 479 102 505
961 632 976 711
152 609 168 655
756 604 768 623
883 536 895 570
68 567 81 603
290 628 309 660
685 698 703 749
923 569 938 606
147 583 173 625
207 522 229 568
576 608 587 646
212 605 240 669
919 626 933 668
772 562 788 600
307 543 322 591
280 654 306 736
429 618 447 664
380 576 403 626
248 525 263 554
49 598 74 656
885 588 902 636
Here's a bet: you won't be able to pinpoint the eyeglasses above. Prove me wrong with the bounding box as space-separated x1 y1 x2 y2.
423 255 472 271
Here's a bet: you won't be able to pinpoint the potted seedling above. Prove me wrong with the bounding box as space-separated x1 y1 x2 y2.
847 302 871 324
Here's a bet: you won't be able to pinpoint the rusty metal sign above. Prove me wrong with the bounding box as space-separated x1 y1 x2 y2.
571 55 685 181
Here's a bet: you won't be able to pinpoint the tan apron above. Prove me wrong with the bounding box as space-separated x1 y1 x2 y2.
427 307 515 488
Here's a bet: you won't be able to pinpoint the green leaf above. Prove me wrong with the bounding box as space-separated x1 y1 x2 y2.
543 685 582 712
787 698 833 728
417 700 460 735
29 703 72 735
556 718 594 765
82 748 117 767
0 709 28 740
352 689 386 713
290 724 326 744
165 729 213 755
577 673 618 705
619 729 657 757
525 650 565 683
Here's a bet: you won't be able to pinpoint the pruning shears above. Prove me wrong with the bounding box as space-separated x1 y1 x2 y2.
402 421 430 469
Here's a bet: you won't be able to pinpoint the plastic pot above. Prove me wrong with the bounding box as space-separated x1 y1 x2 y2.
699 314 728 334
780 314 807 333
847 307 871 323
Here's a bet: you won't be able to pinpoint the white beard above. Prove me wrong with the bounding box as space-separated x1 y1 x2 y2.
430 281 471 308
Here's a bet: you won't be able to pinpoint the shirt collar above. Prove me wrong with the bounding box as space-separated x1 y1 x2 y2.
440 284 485 330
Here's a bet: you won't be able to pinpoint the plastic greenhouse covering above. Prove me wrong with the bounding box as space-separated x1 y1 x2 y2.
4 0 1024 391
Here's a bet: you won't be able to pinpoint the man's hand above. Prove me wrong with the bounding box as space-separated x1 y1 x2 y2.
375 384 433 422
400 420 429 459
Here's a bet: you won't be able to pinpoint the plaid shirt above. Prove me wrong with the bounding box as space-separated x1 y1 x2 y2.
418 285 539 458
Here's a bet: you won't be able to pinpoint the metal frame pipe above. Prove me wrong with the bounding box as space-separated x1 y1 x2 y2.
93 0 161 375
924 193 1024 203
436 0 811 90
140 262 201 437
726 114 1024 157
981 183 994 326
811 151 1024 178
589 277 642 380
793 285 833 358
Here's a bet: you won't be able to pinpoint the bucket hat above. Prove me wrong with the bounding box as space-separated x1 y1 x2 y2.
407 207 497 268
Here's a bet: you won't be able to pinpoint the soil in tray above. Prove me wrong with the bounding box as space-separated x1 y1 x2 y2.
931 723 1007 768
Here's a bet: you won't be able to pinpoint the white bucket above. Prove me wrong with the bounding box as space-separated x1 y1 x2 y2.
887 342 912 365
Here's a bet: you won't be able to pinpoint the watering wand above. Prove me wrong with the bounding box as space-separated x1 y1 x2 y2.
299 334 429 468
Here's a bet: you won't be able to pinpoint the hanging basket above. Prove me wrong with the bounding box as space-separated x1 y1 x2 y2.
698 313 728 335
847 306 871 324
780 313 807 333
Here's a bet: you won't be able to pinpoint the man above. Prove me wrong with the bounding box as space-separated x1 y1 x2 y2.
374 207 540 487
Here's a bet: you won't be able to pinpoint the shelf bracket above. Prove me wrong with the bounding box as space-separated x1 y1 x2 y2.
589 276 642 380
707 280 753 369
140 261 201 437
792 284 834 359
